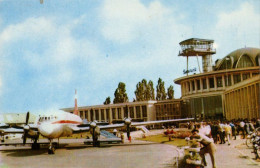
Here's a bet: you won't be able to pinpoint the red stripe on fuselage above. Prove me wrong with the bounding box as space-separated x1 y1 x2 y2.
52 120 82 125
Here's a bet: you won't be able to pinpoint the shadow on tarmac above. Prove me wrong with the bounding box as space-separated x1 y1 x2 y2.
1 148 47 157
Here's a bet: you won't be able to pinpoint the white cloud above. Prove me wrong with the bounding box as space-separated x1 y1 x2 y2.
100 0 172 43
0 16 101 87
214 2 260 58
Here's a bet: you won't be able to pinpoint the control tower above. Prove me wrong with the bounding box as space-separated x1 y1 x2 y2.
179 38 216 75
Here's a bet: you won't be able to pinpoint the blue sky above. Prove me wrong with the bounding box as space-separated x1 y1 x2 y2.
0 0 259 114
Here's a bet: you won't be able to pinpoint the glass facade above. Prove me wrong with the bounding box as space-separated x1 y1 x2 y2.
185 95 223 119
155 102 181 120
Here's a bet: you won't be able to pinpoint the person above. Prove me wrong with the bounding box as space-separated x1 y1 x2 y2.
191 129 217 168
238 120 245 139
217 122 225 144
211 122 218 144
230 121 236 140
224 122 232 145
120 133 125 143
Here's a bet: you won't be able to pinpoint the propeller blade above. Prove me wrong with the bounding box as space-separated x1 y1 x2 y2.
23 130 28 144
25 111 30 125
23 111 30 145
127 125 130 139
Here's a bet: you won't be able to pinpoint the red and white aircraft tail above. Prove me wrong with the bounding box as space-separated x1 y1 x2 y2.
74 90 79 116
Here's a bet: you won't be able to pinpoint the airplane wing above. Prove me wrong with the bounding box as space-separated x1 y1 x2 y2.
71 126 90 133
131 118 194 126
89 118 194 130
0 123 9 129
0 127 24 134
99 123 125 130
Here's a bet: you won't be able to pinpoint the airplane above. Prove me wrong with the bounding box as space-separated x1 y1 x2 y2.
0 90 194 154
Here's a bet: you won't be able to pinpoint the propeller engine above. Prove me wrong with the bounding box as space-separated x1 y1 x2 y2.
124 118 132 140
23 111 30 144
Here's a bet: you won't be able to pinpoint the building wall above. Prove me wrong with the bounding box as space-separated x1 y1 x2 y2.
224 75 259 120
62 101 158 123
175 67 259 120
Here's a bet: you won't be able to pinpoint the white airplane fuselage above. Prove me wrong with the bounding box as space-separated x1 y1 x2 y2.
37 111 82 139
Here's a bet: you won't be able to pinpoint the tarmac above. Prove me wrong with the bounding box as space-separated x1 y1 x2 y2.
0 130 259 168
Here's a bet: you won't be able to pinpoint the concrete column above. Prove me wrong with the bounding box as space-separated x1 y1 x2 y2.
214 75 217 91
200 78 203 92
87 110 90 122
206 77 210 91
134 105 136 119
231 74 234 86
189 81 192 93
109 107 112 124
194 79 198 93
98 109 101 121
222 74 225 89
121 107 124 118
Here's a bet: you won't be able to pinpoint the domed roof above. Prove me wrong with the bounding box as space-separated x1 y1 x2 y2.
215 47 260 70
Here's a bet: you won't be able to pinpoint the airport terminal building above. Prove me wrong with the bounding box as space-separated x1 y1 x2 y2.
62 99 182 124
62 38 259 122
174 39 259 120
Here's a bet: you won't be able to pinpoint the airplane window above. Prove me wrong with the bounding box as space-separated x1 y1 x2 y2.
48 117 50 120
45 117 47 120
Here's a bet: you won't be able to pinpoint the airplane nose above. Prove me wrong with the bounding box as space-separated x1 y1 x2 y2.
38 123 61 138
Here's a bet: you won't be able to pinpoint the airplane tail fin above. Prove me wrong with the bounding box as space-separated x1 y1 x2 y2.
73 90 79 115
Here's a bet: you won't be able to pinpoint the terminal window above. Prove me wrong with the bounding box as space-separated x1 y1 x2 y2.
225 75 232 86
209 77 214 88
202 78 207 89
216 76 223 87
196 80 201 90
117 108 122 119
233 74 241 84
142 105 147 118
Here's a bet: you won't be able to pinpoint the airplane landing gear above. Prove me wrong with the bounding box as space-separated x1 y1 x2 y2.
48 146 55 154
31 138 40 150
48 139 55 154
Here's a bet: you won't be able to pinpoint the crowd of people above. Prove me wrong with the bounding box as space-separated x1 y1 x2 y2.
188 118 260 145
187 118 259 168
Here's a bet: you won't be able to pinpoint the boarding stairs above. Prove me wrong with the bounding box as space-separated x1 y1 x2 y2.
136 126 150 134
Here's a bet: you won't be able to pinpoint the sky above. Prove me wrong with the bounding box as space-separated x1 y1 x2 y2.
0 0 259 114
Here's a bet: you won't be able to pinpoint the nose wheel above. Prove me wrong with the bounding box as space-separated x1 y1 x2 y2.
48 139 55 154
48 146 55 154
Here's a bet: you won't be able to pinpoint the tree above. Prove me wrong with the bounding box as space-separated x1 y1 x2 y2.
103 97 111 105
134 79 155 101
148 80 155 100
156 78 166 101
113 82 128 104
167 85 174 99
